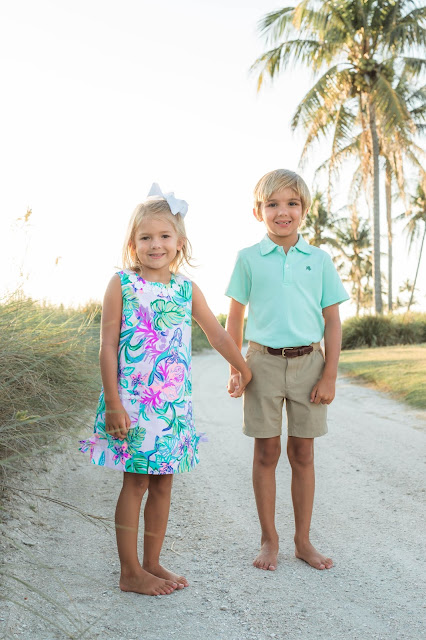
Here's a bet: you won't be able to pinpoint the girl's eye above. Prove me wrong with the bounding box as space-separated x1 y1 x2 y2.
162 234 170 238
140 236 149 240
289 202 299 206
266 202 277 207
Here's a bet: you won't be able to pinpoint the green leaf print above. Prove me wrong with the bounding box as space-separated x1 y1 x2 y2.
129 454 149 474
151 300 185 330
172 281 191 306
122 285 140 311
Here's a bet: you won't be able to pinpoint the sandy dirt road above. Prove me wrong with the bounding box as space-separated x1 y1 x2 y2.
1 350 426 640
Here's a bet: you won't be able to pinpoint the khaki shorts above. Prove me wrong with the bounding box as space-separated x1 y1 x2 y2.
243 341 328 439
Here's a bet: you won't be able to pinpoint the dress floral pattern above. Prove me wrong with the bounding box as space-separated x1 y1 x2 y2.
80 269 203 474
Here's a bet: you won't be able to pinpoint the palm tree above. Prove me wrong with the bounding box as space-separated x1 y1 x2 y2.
302 191 339 247
334 206 372 315
252 0 426 314
402 182 426 311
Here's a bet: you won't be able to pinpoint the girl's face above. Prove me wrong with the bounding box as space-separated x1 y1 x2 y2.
133 216 183 281
254 187 303 246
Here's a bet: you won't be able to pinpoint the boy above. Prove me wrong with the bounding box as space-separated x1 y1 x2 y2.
226 169 349 571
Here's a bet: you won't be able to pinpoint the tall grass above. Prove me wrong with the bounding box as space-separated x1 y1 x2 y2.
0 295 101 479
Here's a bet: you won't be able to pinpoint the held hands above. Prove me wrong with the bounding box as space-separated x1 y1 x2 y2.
105 400 131 440
310 374 336 405
227 368 252 398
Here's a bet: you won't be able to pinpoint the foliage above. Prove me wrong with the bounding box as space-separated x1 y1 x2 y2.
341 312 426 349
0 294 101 479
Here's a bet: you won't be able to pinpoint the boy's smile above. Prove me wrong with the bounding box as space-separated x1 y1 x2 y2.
254 187 304 250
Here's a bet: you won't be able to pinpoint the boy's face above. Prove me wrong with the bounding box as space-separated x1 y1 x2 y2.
254 187 303 246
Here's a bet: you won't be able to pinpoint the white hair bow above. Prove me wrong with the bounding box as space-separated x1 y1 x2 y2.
147 182 188 218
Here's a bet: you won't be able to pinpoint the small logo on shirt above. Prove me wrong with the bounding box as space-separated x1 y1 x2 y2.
306 266 311 271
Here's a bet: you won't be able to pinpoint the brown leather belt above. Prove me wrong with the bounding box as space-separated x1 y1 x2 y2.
267 345 314 358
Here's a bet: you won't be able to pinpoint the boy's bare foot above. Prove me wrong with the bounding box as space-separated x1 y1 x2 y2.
253 538 279 571
294 540 333 570
143 562 189 588
120 567 178 595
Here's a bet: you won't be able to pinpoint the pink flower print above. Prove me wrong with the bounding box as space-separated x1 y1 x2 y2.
131 372 144 387
79 434 101 460
159 462 174 474
112 440 131 465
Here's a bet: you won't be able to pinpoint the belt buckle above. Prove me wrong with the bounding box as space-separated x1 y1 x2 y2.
282 347 292 358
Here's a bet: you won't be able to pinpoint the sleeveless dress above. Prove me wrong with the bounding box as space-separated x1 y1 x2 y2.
79 269 203 474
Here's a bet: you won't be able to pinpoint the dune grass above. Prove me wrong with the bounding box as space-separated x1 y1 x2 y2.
0 295 101 480
339 344 426 410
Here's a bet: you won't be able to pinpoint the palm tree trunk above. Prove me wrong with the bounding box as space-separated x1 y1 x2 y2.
369 100 382 314
408 224 426 312
385 161 392 312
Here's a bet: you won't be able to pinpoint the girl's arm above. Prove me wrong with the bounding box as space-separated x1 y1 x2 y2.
225 298 246 375
100 275 131 439
192 283 251 397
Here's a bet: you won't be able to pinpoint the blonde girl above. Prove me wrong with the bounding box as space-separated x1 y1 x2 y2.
80 184 251 596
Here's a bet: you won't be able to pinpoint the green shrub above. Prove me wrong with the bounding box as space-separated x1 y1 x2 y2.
342 313 426 349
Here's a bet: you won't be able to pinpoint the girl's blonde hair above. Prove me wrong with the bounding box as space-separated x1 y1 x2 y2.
253 169 312 219
122 197 192 274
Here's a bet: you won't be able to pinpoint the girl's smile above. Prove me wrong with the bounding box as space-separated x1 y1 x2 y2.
134 217 183 282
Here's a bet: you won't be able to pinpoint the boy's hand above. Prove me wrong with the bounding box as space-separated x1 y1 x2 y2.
105 401 131 440
310 375 336 405
228 368 252 398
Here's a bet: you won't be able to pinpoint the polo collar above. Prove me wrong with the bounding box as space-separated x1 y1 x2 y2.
259 234 312 256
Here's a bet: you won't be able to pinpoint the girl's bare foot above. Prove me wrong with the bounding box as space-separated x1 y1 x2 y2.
143 562 189 588
294 540 333 570
120 567 177 595
253 537 279 571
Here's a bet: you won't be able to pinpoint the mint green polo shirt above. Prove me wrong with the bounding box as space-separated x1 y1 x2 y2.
225 234 349 348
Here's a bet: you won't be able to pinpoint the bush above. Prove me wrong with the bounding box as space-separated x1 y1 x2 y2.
342 313 426 349
0 295 101 478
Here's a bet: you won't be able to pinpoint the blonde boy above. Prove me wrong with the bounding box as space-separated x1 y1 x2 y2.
226 169 349 571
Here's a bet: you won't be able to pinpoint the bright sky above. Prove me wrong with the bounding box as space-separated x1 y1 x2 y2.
1 0 424 317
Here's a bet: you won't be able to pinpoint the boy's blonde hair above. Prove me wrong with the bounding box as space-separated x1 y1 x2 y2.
253 169 311 218
122 197 192 274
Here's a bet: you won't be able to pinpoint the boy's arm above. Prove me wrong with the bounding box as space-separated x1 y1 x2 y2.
310 303 342 405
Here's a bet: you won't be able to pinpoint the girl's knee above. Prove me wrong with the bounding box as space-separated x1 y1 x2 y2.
148 474 173 496
123 472 149 497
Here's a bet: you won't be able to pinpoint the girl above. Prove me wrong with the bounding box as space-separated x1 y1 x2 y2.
80 184 251 597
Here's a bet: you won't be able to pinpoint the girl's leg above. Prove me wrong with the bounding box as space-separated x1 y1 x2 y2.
116 472 177 595
252 436 281 570
142 474 189 588
287 436 333 570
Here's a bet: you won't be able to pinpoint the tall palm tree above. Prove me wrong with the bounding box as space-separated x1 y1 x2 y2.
402 181 426 311
252 0 426 314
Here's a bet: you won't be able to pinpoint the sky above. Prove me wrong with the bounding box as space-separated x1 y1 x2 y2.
1 0 425 317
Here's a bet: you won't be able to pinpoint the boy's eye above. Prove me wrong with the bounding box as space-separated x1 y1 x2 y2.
140 236 149 240
162 234 170 238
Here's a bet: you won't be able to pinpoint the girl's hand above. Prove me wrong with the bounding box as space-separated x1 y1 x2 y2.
105 401 131 440
228 368 252 398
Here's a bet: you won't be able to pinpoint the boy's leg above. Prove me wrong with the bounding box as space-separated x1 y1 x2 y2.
252 435 281 570
116 472 178 595
142 474 188 588
287 437 333 570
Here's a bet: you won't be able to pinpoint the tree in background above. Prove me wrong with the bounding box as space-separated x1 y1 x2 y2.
252 0 426 314
401 181 426 311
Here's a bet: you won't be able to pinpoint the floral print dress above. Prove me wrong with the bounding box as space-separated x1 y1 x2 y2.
80 269 203 474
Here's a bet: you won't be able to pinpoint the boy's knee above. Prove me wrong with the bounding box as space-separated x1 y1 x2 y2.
287 441 314 468
254 438 281 467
